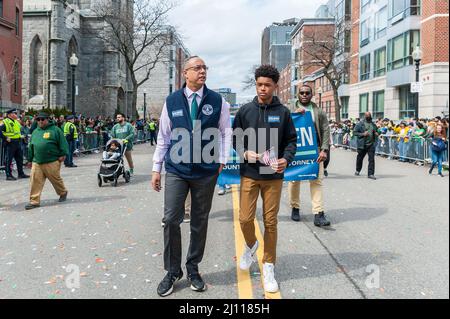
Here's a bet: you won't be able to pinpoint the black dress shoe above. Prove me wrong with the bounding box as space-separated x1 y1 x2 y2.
324 170 328 177
18 174 30 179
439 173 445 177
188 273 206 292
157 270 183 297
6 176 17 181
291 208 300 222
354 171 360 176
368 175 377 180
25 203 40 210
314 212 331 227
59 192 68 202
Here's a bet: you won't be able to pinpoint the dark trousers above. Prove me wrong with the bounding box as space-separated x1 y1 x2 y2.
163 172 218 275
150 131 157 145
64 140 75 166
5 140 24 177
356 144 376 176
324 149 331 170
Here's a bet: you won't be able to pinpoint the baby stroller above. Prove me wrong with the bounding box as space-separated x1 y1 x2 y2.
97 139 131 187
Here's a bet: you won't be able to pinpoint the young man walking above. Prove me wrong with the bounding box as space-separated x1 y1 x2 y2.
354 112 378 180
288 85 331 227
111 113 135 175
151 56 231 297
233 65 297 293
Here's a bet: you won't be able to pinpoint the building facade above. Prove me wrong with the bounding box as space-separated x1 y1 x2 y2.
213 88 237 106
22 0 133 117
261 18 299 71
136 29 190 119
347 0 449 120
277 64 291 106
0 0 23 112
289 18 335 110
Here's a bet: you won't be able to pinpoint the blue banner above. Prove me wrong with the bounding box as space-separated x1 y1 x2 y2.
218 112 319 185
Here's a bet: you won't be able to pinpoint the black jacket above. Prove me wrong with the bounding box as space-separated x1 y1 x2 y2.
353 120 378 150
233 96 297 180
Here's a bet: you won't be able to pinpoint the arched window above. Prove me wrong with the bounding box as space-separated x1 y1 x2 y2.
13 61 19 95
30 35 43 97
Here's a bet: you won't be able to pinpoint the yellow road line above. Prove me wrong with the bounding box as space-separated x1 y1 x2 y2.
232 186 253 299
232 185 282 299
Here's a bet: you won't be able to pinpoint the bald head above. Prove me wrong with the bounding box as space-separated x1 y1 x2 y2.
183 56 207 91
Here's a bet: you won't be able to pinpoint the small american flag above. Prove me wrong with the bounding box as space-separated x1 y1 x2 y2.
261 147 278 166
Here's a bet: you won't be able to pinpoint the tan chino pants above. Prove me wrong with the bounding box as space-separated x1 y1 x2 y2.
29 161 68 205
288 162 324 213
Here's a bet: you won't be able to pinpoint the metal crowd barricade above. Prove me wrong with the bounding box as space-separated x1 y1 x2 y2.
331 132 449 168
0 138 5 171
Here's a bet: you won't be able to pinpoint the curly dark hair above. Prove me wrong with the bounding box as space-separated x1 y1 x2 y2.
255 65 280 84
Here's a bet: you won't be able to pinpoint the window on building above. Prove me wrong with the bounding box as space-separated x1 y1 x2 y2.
30 36 44 97
375 6 387 39
361 0 371 14
387 30 420 71
374 46 386 77
373 90 385 119
360 54 371 81
271 31 277 44
285 32 291 44
399 85 417 119
360 18 371 47
341 97 349 119
390 0 421 19
0 0 3 17
13 62 19 95
359 93 369 118
15 8 20 36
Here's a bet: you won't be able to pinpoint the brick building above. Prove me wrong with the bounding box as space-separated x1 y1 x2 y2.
277 63 291 106
0 0 23 112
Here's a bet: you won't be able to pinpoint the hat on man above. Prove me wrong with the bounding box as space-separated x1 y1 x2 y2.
6 108 18 115
36 112 50 120
66 115 75 120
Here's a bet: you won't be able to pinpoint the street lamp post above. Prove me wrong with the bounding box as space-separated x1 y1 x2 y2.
143 89 147 122
69 53 79 115
412 46 423 118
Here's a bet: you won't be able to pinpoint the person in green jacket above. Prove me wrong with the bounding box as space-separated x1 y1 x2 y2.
111 112 135 175
25 112 69 210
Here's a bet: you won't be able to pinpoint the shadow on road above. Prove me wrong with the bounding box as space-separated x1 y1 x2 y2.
8 195 127 212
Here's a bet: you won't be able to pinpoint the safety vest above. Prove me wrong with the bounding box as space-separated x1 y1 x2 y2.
64 122 78 139
149 122 156 131
3 118 22 139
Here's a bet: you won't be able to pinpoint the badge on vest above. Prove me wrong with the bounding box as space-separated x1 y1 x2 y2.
43 132 50 139
202 104 214 116
172 110 183 118
268 116 280 123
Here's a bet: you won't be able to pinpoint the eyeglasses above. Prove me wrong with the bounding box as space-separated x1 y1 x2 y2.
185 65 209 72
36 118 47 122
299 92 311 96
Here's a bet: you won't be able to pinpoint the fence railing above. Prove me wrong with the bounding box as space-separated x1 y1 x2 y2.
0 129 155 173
331 132 449 166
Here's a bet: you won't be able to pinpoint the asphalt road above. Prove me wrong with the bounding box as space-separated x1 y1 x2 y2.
0 143 448 299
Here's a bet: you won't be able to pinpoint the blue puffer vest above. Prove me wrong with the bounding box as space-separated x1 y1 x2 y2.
165 85 222 180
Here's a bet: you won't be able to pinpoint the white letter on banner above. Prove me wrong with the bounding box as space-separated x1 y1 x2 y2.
300 127 314 147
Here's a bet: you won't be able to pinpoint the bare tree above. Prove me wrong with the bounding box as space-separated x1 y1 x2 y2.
299 22 352 122
90 0 176 118
241 65 259 91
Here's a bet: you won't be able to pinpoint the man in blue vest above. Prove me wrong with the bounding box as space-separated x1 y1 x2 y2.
1 109 29 181
151 56 231 297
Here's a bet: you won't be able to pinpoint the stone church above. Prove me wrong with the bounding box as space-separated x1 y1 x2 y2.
22 0 132 116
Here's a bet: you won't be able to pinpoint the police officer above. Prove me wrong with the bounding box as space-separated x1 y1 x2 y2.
1 109 30 181
63 115 78 167
148 119 157 146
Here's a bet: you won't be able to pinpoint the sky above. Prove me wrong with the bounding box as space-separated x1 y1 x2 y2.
168 0 326 104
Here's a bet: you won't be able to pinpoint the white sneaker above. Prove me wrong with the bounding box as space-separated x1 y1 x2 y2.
239 241 258 270
263 263 279 293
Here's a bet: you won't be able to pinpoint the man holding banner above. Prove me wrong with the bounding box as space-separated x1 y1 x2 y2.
288 85 331 227
232 65 297 293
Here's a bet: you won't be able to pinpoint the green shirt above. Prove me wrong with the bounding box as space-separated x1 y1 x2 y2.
111 122 135 150
28 122 69 164
364 121 376 146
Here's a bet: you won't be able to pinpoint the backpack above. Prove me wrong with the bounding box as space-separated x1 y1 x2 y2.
431 138 447 152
